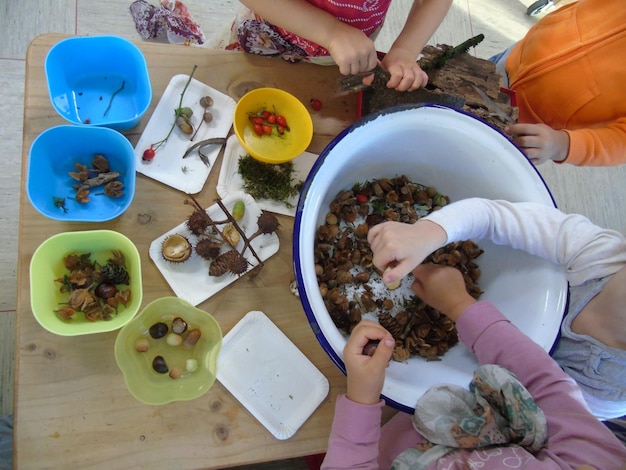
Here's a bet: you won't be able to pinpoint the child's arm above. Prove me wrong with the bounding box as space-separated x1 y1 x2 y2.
369 198 626 287
240 0 378 75
322 321 395 469
413 265 626 467
382 0 453 91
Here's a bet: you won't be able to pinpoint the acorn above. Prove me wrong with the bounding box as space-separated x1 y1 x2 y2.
161 234 192 263
232 200 245 221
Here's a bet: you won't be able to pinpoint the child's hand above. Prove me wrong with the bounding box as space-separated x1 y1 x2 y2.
368 220 447 287
411 264 476 322
505 123 570 165
327 25 378 76
344 320 395 405
381 47 429 91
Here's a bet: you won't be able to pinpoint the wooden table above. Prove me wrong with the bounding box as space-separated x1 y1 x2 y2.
16 33 360 469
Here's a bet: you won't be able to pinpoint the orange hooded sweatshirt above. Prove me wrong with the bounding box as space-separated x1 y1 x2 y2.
505 0 626 165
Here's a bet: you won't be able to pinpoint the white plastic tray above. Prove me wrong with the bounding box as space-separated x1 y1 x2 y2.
217 310 329 440
217 135 318 217
149 192 279 306
135 74 236 194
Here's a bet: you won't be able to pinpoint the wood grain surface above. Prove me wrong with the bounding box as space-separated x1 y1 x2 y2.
15 33 359 469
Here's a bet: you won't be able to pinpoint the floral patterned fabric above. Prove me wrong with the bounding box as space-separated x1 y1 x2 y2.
129 0 205 45
391 364 548 469
224 1 391 64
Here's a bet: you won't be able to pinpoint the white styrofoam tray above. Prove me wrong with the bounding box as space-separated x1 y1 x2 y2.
149 192 279 306
217 310 329 440
135 74 236 194
217 135 318 217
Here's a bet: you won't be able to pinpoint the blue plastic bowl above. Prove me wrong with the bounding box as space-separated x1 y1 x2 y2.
27 125 136 222
45 36 152 130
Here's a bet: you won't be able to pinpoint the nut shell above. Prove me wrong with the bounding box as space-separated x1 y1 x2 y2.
162 234 192 263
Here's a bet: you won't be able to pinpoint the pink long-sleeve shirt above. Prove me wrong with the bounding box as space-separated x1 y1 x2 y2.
322 301 626 469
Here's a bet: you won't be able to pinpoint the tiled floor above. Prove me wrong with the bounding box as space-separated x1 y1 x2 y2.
2 0 624 467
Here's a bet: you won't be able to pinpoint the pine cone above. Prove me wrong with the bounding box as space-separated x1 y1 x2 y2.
209 250 249 276
100 262 129 285
378 312 403 340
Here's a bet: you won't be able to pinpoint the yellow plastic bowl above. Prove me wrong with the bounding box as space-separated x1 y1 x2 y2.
30 230 143 336
114 297 222 405
233 87 313 164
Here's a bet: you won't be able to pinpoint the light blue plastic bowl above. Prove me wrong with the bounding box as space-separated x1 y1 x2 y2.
27 125 136 222
45 35 152 130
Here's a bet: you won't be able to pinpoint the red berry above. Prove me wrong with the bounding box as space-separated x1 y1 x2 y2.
356 193 368 204
310 98 322 111
277 125 285 134
253 124 263 136
267 113 276 124
262 125 272 135
276 115 287 127
251 116 264 125
261 110 271 120
142 147 155 161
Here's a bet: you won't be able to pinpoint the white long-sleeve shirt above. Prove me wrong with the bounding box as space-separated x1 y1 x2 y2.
425 198 626 419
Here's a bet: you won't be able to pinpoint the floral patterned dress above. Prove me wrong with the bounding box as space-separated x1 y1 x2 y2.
225 0 393 64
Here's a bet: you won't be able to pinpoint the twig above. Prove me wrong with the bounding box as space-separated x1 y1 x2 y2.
103 80 125 117
214 198 264 269
73 172 121 191
151 65 198 151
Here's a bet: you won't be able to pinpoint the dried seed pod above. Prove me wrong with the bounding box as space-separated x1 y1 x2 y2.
203 111 213 123
222 224 240 247
104 181 124 198
161 234 192 263
91 154 110 172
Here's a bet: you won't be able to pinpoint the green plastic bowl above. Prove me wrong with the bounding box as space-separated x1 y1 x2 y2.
30 230 143 336
114 297 222 405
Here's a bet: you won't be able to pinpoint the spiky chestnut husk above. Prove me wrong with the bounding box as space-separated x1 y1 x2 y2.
209 250 249 276
257 211 280 234
195 238 222 260
161 234 192 263
186 210 212 236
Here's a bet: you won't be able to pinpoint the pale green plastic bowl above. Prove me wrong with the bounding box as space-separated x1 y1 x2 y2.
30 230 143 336
114 297 222 405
